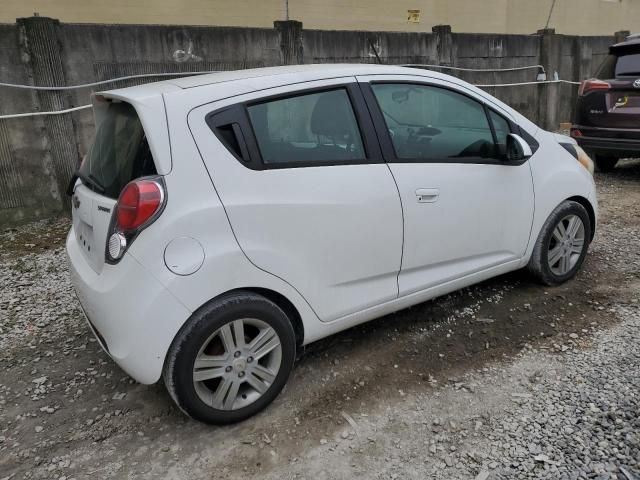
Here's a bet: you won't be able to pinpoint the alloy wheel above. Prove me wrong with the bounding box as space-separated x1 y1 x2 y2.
547 214 586 276
192 318 282 410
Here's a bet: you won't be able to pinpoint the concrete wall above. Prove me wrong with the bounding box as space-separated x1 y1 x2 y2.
0 18 617 223
1 0 639 35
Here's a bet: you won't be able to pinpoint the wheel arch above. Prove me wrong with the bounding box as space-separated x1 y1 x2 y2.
232 287 305 348
566 195 596 241
186 287 305 349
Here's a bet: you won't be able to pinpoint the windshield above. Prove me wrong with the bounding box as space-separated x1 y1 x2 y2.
79 101 156 199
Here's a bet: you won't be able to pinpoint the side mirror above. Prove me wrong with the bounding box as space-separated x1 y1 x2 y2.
506 133 533 162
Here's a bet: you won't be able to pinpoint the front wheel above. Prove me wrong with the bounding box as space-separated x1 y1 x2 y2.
594 155 618 172
163 291 296 424
527 201 592 286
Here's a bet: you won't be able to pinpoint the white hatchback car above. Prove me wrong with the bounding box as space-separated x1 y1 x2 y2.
67 64 597 424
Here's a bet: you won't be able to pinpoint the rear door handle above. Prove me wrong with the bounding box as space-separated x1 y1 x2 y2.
416 188 440 203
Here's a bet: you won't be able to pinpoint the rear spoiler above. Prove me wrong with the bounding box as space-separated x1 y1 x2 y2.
610 38 640 53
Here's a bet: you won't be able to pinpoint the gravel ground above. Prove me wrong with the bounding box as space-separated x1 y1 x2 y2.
1 160 639 480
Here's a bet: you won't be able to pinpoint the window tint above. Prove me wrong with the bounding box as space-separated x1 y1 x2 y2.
489 110 511 156
247 89 365 165
614 53 640 76
596 53 640 78
80 102 156 199
371 84 496 161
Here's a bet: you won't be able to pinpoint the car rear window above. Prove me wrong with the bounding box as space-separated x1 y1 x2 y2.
595 52 640 79
79 101 156 199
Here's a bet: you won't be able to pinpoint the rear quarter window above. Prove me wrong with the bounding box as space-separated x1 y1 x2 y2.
80 102 156 199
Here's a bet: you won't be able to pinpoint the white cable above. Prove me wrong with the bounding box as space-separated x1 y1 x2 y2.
0 70 219 91
475 79 580 87
0 104 92 119
0 79 581 119
401 63 546 73
0 65 548 91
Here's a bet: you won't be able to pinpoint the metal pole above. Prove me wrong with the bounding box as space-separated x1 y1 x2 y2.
544 0 557 30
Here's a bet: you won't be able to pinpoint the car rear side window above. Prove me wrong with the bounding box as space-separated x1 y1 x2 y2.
596 52 640 78
246 89 366 165
79 102 156 199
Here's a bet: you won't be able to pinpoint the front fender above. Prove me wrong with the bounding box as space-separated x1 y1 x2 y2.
524 132 597 264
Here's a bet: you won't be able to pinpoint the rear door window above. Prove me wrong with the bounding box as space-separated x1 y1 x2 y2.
246 89 366 166
80 102 156 199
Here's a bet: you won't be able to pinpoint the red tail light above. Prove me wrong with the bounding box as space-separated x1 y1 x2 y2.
116 179 164 231
570 128 583 138
578 79 610 96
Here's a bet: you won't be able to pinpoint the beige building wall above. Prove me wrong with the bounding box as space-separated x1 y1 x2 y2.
1 0 638 35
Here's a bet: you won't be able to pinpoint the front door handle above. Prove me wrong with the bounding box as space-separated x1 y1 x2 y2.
416 188 440 203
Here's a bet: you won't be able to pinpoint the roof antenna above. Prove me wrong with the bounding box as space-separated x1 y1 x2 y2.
368 38 383 64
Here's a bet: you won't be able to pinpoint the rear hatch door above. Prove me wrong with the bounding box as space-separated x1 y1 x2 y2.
71 100 158 273
580 48 640 132
602 77 640 130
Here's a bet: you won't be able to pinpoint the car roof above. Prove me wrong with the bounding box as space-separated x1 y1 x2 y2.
100 64 449 101
163 64 410 89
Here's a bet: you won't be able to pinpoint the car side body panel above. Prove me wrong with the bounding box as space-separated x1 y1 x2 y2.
186 78 404 322
355 74 535 296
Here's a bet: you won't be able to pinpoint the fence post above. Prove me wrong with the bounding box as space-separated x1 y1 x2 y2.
17 16 79 211
614 30 630 43
537 28 561 130
274 20 304 65
432 25 453 66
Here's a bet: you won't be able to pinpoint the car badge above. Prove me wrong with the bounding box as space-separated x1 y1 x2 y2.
72 195 81 209
634 79 640 88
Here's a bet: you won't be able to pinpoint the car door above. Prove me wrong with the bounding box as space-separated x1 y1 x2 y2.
357 75 535 296
188 79 403 322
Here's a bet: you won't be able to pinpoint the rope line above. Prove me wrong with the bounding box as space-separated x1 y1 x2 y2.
476 79 580 87
0 70 219 91
401 63 546 73
0 105 92 119
0 64 547 91
0 66 580 119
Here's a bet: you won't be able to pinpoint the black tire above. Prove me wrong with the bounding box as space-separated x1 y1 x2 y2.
163 291 296 425
527 200 592 286
594 155 618 173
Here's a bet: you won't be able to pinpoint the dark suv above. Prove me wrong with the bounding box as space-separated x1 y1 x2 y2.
572 35 640 172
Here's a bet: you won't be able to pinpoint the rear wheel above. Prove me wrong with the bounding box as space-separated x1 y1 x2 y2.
594 155 618 172
163 291 296 424
528 201 591 286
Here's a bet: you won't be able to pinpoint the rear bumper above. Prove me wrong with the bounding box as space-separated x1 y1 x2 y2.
573 128 640 157
66 228 191 384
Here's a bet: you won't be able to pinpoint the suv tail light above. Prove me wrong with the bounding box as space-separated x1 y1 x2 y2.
106 177 166 263
578 79 610 96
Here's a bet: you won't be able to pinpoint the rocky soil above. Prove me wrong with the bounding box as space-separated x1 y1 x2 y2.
1 159 639 480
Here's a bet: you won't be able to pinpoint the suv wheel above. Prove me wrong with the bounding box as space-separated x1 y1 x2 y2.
163 291 296 424
528 200 591 286
594 155 618 172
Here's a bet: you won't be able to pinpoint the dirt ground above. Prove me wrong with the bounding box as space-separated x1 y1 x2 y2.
1 160 639 480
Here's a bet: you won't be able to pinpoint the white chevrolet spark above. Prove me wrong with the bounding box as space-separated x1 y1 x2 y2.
67 65 597 424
